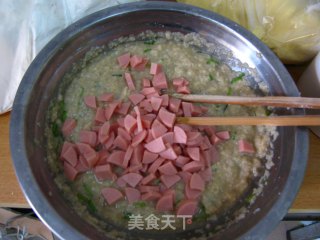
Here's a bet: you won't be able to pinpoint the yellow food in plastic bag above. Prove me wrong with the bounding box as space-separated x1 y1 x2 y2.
178 0 320 64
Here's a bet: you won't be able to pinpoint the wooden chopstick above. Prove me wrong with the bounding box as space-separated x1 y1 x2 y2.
172 94 320 109
176 115 320 126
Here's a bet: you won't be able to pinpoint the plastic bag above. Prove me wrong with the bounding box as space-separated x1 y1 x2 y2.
0 0 137 114
178 0 320 64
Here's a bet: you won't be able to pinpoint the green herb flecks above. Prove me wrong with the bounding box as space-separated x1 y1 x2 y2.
57 100 67 122
112 73 123 77
133 201 147 208
206 56 219 64
144 39 156 45
83 183 94 198
244 193 255 204
153 179 161 185
265 108 272 116
209 74 214 81
193 203 208 222
227 87 233 96
51 122 60 137
222 104 229 113
231 72 245 84
79 86 84 99
77 193 96 213
77 184 96 213
144 48 152 53
122 211 133 220
231 131 237 141
211 165 218 172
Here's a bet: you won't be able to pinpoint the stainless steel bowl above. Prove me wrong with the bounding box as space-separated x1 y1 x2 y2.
10 2 308 239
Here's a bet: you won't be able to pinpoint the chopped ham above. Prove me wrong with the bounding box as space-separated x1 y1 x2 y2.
159 145 177 160
104 132 115 150
97 150 109 165
190 173 205 191
125 187 141 204
144 137 166 153
142 78 151 87
115 102 131 115
173 126 187 144
176 85 191 94
158 107 176 128
141 191 162 201
172 77 189 87
129 93 145 105
238 140 255 153
84 96 97 109
113 135 129 150
151 120 168 139
160 94 169 107
60 141 75 157
64 162 78 181
175 156 190 168
216 131 230 140
123 146 134 168
178 171 192 184
124 114 137 133
153 72 168 89
107 150 125 167
142 151 158 164
139 185 160 193
182 102 192 117
131 144 144 166
98 122 110 144
134 58 148 71
186 147 200 161
116 177 127 188
61 118 77 137
156 194 173 212
150 97 163 111
76 143 99 168
95 107 106 124
162 132 174 144
185 184 202 200
160 174 181 188
148 157 166 174
158 161 178 175
141 87 157 96
132 130 147 147
150 63 162 75
130 55 143 67
99 93 114 102
79 130 97 147
121 173 143 187
61 145 78 167
141 173 156 185
124 72 136 90
169 98 181 113
182 161 204 173
176 200 198 216
117 128 131 142
94 164 116 181
105 102 119 120
139 99 153 113
101 187 123 205
117 53 130 68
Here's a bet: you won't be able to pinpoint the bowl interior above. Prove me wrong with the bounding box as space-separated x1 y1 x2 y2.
10 2 308 240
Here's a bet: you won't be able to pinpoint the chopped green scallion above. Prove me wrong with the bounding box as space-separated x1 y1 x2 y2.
231 72 245 84
206 57 219 64
112 73 123 77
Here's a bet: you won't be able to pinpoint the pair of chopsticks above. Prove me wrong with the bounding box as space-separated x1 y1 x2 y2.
173 94 320 126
